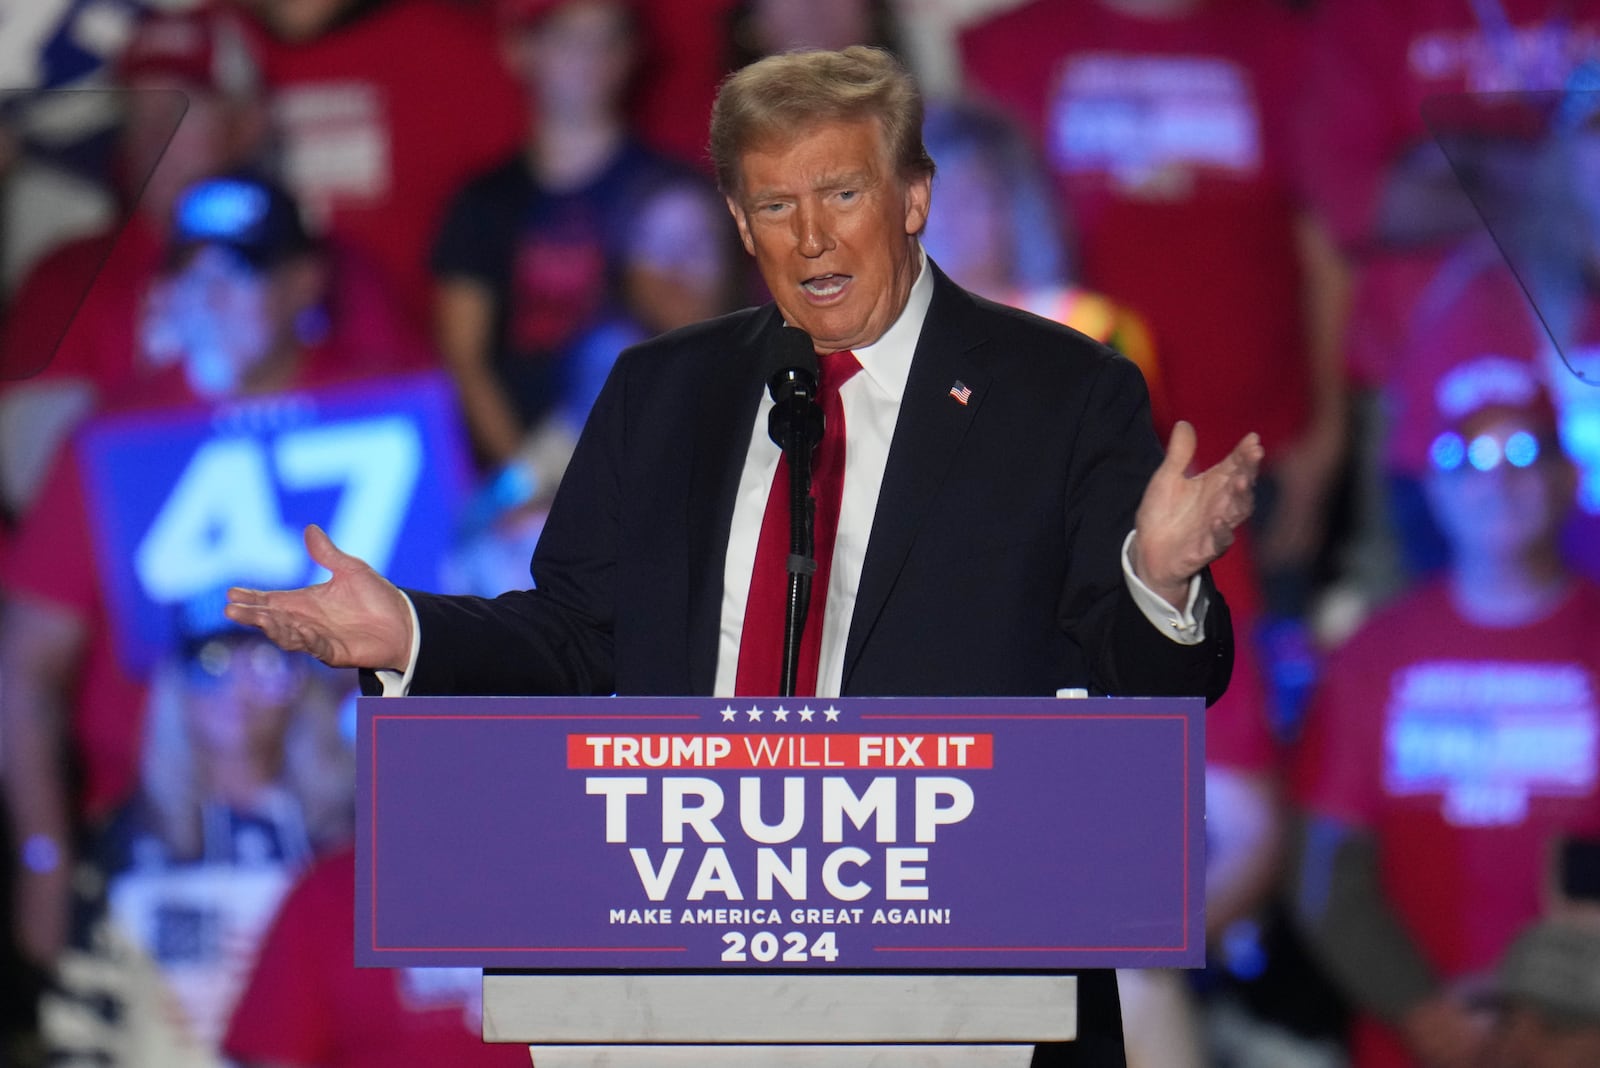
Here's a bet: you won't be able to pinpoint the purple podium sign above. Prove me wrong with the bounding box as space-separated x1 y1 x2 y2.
356 695 1204 972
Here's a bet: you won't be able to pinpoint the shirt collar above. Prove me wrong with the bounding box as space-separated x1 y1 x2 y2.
850 244 930 402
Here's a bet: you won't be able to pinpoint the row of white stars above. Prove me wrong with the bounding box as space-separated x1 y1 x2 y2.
720 704 842 723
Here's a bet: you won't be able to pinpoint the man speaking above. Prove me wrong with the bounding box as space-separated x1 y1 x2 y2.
227 46 1262 1067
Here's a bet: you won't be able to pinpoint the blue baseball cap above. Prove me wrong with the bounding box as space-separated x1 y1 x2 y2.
170 173 317 272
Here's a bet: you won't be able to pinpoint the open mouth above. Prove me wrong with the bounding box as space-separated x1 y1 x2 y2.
801 274 851 299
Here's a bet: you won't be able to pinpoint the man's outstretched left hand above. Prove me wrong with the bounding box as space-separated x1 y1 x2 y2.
1132 421 1265 607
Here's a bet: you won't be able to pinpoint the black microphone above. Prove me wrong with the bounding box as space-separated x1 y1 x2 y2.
764 326 823 451
760 325 823 697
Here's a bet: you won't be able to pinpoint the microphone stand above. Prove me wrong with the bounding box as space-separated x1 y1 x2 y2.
767 366 823 697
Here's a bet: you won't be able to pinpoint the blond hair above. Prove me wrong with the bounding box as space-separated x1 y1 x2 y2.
709 45 936 197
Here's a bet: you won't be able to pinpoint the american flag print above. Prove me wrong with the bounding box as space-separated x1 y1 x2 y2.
949 381 973 405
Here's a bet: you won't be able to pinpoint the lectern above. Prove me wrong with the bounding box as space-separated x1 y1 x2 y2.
356 695 1204 1065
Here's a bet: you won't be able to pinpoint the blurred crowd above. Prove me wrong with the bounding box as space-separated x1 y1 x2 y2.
2 0 1600 1066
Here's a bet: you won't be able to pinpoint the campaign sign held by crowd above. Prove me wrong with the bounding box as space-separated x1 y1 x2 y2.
356 695 1205 972
79 372 469 674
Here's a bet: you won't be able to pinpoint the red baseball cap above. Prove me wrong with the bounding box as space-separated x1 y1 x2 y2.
1430 355 1559 441
1390 260 1562 474
1424 354 1562 474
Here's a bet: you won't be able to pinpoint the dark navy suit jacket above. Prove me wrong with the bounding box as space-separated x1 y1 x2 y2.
394 263 1234 1066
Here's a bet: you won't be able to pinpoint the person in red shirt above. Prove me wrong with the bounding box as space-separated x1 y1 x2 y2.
230 0 526 328
1297 0 1600 392
223 846 529 1068
0 173 402 976
0 4 432 522
1294 0 1600 618
1291 354 1600 1068
0 4 262 518
959 0 1349 623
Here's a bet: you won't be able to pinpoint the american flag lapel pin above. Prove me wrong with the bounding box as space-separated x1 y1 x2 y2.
948 380 973 405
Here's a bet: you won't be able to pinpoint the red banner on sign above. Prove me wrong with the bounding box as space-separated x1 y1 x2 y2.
567 733 995 771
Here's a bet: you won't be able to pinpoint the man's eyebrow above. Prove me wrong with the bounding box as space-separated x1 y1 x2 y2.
744 185 790 204
814 170 875 192
746 171 877 203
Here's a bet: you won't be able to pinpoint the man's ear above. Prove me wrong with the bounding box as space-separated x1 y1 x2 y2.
726 197 756 256
903 172 932 237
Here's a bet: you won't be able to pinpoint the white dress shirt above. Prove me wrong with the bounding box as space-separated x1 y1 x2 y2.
381 248 1205 697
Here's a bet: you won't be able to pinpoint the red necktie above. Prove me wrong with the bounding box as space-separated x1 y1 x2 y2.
735 349 863 696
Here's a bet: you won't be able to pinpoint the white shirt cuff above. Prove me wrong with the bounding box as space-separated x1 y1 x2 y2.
373 593 423 696
1121 530 1208 645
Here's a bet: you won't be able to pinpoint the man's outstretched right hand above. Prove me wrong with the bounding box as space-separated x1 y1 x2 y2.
225 524 414 672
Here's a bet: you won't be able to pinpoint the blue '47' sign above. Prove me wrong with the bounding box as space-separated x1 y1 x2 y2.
78 372 469 674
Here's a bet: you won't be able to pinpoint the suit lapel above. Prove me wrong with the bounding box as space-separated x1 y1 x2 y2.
843 268 990 687
684 306 782 693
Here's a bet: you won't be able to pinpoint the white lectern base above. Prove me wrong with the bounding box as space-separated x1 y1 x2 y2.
524 1044 1037 1067
484 974 1073 1065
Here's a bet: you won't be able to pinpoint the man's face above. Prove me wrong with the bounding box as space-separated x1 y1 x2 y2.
727 117 930 354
